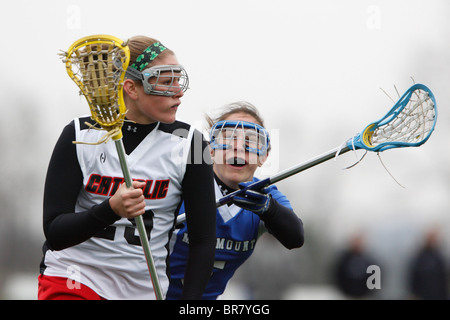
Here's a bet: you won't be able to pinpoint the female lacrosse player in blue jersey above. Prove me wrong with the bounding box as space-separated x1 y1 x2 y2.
167 101 304 300
38 35 216 300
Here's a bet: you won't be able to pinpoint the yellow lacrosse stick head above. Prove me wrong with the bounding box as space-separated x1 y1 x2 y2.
64 34 130 141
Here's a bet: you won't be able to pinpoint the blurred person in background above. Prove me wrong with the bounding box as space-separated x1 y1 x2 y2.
333 232 378 299
408 227 448 300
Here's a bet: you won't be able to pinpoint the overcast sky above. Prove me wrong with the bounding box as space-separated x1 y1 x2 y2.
1 1 450 295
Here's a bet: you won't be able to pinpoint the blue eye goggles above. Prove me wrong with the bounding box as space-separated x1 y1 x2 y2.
209 120 270 156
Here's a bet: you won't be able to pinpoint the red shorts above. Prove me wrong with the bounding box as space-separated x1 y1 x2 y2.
38 274 106 300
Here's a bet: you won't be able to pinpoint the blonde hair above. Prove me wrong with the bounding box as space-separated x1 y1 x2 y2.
205 101 266 130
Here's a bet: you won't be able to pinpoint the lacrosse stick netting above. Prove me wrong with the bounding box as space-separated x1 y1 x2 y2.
352 83 437 152
64 35 128 143
62 35 163 299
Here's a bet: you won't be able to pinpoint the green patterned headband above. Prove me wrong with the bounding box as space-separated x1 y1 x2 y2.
131 42 167 71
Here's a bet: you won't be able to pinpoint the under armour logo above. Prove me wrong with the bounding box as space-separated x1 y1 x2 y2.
218 184 229 196
127 125 137 133
100 152 106 163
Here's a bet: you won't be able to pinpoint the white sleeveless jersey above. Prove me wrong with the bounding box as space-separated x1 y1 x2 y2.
42 117 195 299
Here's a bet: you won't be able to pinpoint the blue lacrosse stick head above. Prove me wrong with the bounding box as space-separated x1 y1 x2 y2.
348 83 437 152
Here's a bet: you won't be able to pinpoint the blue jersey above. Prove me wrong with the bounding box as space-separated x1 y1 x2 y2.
167 177 293 300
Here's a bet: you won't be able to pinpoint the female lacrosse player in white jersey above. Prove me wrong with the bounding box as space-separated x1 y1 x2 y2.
167 101 304 299
38 36 216 300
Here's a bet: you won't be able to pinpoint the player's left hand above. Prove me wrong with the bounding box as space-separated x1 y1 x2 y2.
109 181 147 219
232 181 271 216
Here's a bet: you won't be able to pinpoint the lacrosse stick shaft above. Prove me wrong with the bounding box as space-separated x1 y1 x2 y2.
114 139 164 300
216 145 351 207
271 145 350 184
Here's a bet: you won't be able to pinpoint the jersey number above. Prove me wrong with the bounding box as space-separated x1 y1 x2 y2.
93 209 154 246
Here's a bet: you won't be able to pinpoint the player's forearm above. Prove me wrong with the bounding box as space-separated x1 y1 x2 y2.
44 200 120 250
181 198 216 299
181 237 216 299
261 198 305 249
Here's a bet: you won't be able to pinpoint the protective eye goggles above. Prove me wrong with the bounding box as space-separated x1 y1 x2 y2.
125 64 189 96
210 120 270 156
